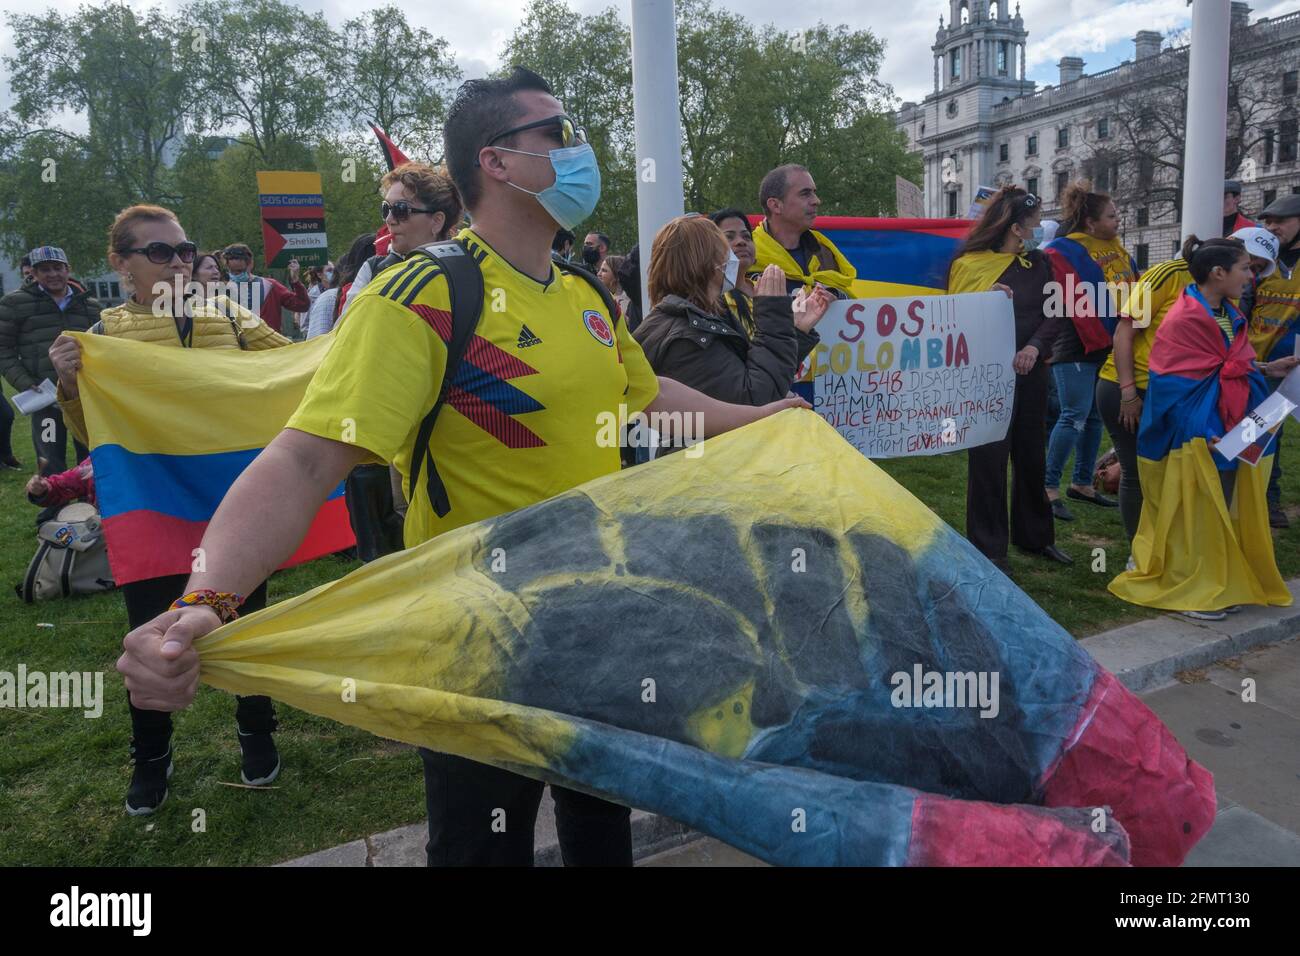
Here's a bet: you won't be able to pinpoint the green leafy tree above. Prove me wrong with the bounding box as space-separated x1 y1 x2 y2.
4 2 203 206
184 0 338 160
333 6 462 159
0 132 121 274
501 0 637 250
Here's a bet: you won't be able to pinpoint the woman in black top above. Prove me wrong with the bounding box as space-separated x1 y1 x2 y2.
947 187 1071 573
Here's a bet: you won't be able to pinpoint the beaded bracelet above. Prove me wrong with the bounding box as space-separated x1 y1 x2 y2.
170 589 244 624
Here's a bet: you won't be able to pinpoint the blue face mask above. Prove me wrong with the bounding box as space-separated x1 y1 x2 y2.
497 143 602 230
1022 225 1045 252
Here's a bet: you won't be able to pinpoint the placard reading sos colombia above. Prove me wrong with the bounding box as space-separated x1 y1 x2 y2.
799 292 1016 458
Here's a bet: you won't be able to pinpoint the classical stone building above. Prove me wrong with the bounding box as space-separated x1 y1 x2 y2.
896 1 1300 269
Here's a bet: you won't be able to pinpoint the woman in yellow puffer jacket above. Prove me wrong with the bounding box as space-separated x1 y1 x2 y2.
48 204 289 816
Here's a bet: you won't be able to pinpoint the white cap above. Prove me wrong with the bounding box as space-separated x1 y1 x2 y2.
1231 226 1279 278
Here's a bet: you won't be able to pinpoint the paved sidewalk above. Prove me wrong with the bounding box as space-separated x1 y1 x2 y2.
280 586 1300 868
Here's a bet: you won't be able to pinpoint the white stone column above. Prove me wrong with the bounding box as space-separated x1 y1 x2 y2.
630 0 685 307
1180 0 1231 240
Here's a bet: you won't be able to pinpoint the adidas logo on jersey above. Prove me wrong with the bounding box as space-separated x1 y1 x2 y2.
517 324 542 348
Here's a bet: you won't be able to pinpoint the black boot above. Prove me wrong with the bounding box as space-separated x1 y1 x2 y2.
126 741 173 816
236 697 280 785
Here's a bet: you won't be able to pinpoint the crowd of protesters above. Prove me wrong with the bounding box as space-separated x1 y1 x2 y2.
5 59 1300 862
948 177 1300 621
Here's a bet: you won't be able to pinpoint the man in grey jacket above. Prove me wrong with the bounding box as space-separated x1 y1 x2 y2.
0 246 100 474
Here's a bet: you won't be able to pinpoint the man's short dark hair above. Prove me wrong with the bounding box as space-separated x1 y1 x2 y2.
552 228 575 252
444 66 554 211
759 164 809 217
589 232 610 250
19 255 31 267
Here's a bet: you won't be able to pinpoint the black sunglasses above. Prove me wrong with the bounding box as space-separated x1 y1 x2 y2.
381 200 438 222
126 241 198 264
475 115 587 166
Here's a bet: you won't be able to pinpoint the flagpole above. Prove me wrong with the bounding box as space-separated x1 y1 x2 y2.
630 0 686 310
1180 0 1232 241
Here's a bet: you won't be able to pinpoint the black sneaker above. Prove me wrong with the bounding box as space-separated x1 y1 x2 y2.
238 731 280 785
1 455 21 471
1269 506 1290 529
126 745 174 816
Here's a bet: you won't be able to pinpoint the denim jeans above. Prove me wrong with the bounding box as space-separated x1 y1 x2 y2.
1045 361 1104 490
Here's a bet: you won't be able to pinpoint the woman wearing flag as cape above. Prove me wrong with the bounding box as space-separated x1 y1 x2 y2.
947 186 1069 573
1110 236 1298 619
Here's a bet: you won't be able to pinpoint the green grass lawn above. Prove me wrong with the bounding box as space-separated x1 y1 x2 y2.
3 379 1300 866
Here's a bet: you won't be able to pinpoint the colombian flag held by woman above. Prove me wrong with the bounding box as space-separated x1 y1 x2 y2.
70 333 354 585
1110 285 1291 611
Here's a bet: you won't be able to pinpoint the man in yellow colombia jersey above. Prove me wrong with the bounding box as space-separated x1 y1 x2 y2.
116 66 805 866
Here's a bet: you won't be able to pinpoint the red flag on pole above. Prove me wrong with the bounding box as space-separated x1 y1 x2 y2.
368 123 412 257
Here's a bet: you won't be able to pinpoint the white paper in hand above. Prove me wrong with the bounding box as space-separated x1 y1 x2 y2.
11 378 58 416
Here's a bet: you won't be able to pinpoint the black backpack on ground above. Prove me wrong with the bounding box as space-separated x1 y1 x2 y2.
344 239 620 562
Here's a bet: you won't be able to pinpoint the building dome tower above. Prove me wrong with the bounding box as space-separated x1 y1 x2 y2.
898 2 1033 216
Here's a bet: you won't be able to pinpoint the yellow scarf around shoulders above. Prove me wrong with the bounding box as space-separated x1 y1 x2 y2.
749 220 857 295
946 250 1028 294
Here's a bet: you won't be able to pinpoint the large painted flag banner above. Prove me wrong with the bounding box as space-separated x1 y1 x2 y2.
71 334 354 586
803 291 1015 457
198 410 1214 866
256 171 329 268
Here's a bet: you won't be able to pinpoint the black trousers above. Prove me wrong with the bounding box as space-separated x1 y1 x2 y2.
1096 378 1146 543
31 404 88 476
966 361 1054 560
122 573 275 756
419 749 633 867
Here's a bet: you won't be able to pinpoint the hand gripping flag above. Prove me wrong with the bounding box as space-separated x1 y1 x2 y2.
71 333 354 586
193 410 1213 866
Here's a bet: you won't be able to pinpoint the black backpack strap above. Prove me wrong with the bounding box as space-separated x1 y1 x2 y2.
367 252 403 281
554 257 620 328
405 239 484 517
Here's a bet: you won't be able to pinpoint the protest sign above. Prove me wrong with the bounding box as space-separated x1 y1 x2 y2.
798 291 1016 457
895 176 924 218
965 185 998 220
256 171 328 269
1215 364 1300 464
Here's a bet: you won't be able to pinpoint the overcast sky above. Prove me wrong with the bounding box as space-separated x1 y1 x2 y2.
3 0 1299 122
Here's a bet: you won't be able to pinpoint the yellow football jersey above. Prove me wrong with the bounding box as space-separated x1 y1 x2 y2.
1248 263 1300 362
1100 257 1190 389
288 228 659 546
